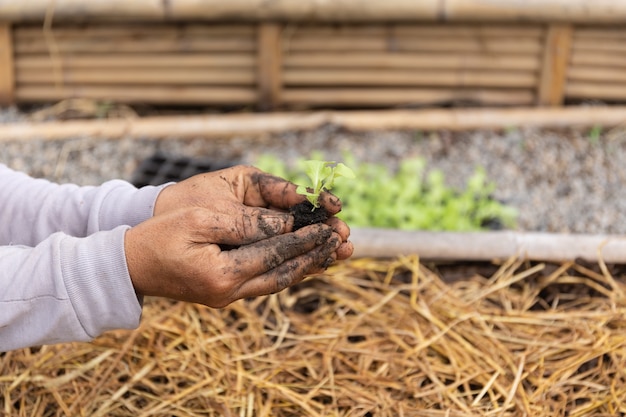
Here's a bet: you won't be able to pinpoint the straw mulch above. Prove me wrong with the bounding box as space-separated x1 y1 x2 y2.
2 256 626 416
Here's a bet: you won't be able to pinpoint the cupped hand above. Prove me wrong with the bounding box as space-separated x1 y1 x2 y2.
125 207 342 307
153 165 353 260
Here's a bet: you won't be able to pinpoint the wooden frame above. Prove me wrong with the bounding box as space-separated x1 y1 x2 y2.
537 24 573 106
257 23 282 111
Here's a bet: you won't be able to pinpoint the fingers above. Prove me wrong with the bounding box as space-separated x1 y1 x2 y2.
325 216 349 241
249 169 343 215
218 223 338 279
249 170 304 209
336 241 354 260
155 166 344 219
325 216 353 260
188 205 293 245
316 190 342 215
235 234 340 299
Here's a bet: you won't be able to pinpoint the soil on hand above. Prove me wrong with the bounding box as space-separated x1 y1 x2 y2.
290 201 329 231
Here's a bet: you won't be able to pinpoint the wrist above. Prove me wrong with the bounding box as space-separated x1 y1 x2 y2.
153 182 177 217
124 226 150 297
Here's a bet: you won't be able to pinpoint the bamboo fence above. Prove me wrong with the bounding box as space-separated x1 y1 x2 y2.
0 19 625 109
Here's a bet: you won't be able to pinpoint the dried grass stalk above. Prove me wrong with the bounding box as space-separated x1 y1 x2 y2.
2 255 626 416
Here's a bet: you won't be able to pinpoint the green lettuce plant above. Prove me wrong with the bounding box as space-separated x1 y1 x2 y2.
254 152 517 231
295 160 355 209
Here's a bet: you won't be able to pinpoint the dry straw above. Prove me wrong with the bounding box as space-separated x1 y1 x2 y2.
2 255 626 416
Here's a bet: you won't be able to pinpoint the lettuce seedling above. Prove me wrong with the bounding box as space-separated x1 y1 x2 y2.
288 160 355 231
296 160 355 209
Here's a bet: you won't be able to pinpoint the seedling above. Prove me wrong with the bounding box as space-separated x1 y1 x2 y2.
296 160 355 209
588 124 602 145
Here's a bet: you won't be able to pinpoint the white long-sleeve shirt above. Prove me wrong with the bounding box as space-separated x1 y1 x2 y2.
0 164 166 351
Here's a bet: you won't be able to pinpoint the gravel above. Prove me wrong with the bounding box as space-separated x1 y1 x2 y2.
2 106 626 235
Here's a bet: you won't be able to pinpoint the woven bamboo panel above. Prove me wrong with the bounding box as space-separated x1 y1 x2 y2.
566 27 626 102
280 24 543 108
12 24 258 105
6 22 626 109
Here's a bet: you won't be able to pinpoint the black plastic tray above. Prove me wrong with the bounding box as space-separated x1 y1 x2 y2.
131 152 236 187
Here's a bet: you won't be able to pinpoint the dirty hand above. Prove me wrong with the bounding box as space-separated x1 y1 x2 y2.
125 208 341 307
153 165 353 260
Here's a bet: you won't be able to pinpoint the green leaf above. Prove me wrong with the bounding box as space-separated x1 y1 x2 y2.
333 163 356 179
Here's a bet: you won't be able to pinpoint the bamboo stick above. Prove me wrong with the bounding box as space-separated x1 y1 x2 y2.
288 25 544 39
1 106 626 142
283 53 541 71
571 39 626 53
442 0 626 23
284 38 542 54
391 25 544 38
537 24 572 107
16 53 256 70
0 23 14 105
275 25 388 37
257 23 282 110
329 106 626 131
14 37 256 54
15 85 257 104
168 1 440 22
284 38 384 52
283 69 537 88
2 0 626 23
0 1 165 22
281 88 534 106
572 27 626 41
16 68 256 85
565 83 626 101
570 50 626 68
350 228 626 263
568 67 626 83
14 24 255 39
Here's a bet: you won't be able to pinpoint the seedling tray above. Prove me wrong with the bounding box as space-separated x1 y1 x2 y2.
131 152 236 187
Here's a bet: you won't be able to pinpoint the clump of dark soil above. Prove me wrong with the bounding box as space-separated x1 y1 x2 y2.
290 201 329 231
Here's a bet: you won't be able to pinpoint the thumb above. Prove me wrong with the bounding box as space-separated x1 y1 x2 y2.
195 205 294 245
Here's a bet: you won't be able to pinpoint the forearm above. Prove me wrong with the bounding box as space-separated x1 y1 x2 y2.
0 227 142 351
0 164 164 246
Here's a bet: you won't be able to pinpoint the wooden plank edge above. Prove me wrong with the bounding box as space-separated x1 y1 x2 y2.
3 0 626 23
350 228 626 264
1 106 626 142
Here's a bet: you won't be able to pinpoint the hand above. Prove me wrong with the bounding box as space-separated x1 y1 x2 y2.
125 207 342 307
153 165 353 259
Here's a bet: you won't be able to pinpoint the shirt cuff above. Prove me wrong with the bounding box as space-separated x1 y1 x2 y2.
97 181 170 230
60 226 142 338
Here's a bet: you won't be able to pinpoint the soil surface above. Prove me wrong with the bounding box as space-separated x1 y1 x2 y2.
290 201 329 231
1 105 625 235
